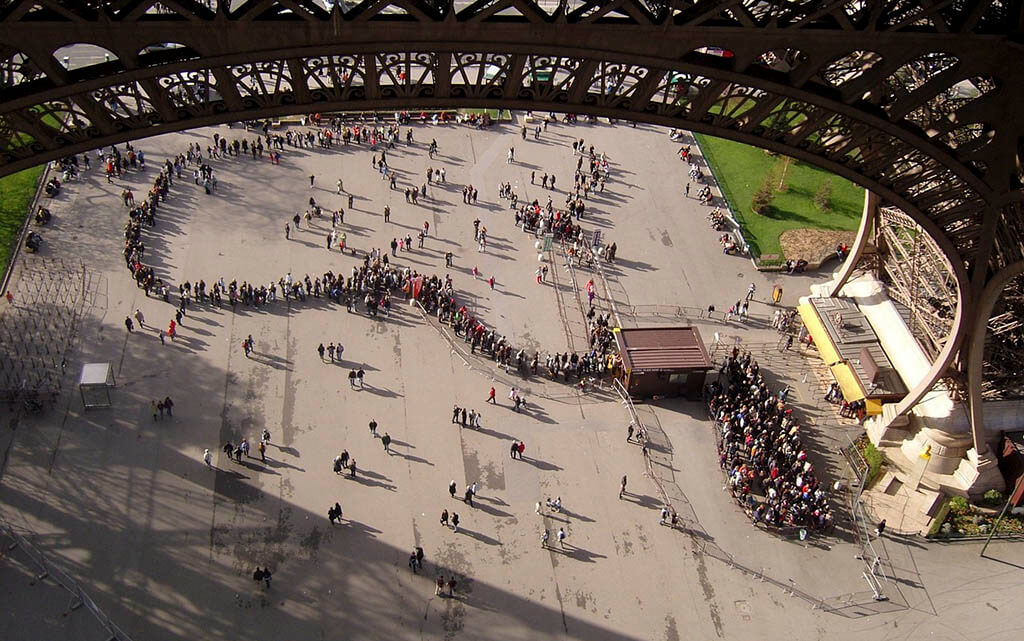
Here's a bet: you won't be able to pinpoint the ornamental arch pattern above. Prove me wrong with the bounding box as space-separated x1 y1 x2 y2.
2 0 1024 420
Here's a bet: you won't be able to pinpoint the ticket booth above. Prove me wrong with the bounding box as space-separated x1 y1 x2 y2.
615 327 713 399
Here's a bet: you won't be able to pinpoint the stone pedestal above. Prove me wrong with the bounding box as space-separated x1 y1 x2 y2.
899 426 972 476
954 448 1006 499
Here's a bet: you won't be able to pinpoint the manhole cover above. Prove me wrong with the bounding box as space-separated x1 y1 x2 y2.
736 273 744 278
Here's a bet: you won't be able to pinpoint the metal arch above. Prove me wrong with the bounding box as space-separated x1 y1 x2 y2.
826 190 879 298
966 261 1024 457
1 3 1021 274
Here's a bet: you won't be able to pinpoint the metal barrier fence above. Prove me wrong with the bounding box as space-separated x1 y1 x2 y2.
411 300 585 401
690 133 754 258
1 518 133 640
839 434 892 602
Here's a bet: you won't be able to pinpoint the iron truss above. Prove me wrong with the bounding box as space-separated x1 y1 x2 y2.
2 0 1024 409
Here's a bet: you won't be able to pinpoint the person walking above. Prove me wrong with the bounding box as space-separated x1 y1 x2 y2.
357 368 365 388
449 480 457 499
435 575 445 596
619 474 628 499
626 423 634 442
557 527 566 549
487 387 496 404
309 174 315 188
464 486 474 507
381 432 392 454
134 308 145 328
317 343 325 361
203 448 212 467
125 316 134 333
440 509 449 527
164 397 173 417
517 441 525 459
369 418 378 437
874 519 887 537
447 576 457 597
541 529 550 548
510 440 519 459
451 512 460 533
258 439 266 462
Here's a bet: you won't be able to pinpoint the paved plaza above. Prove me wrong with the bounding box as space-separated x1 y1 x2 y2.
0 118 1021 641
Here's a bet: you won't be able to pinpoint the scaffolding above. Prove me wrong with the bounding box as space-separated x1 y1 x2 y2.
0 258 88 410
876 206 958 361
981 272 1024 400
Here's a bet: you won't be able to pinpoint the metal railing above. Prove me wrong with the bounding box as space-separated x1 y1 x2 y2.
1 518 133 640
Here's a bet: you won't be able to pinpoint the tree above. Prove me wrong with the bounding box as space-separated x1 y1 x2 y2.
814 178 833 211
751 167 778 215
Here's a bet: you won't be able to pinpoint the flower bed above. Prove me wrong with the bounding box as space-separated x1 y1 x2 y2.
931 494 1024 538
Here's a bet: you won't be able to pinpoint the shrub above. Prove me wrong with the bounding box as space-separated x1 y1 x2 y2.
863 441 884 486
948 496 970 515
814 179 833 211
982 489 1004 507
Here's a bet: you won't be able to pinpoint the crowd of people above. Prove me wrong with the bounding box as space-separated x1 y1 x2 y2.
705 348 835 534
94 126 622 389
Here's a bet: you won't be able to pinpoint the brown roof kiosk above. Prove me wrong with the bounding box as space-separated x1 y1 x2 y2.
614 327 714 399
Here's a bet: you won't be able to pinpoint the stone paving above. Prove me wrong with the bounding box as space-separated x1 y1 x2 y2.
0 118 1022 641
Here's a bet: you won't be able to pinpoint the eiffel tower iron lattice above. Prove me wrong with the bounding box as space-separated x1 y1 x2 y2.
2 0 1024 432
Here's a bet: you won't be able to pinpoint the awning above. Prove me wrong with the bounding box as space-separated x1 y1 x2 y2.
828 362 882 416
797 303 841 365
830 362 864 401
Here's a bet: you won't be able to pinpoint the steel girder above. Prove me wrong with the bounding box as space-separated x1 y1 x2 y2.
2 1 1024 401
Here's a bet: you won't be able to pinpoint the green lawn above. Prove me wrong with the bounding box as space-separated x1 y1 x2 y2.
0 166 45 278
696 134 864 261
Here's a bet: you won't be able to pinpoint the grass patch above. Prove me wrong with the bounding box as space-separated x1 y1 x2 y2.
0 166 45 279
695 134 864 260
